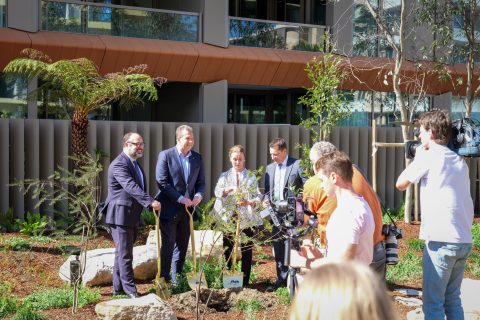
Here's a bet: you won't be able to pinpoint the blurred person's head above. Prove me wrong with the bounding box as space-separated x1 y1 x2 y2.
229 145 245 172
290 261 399 320
309 141 337 173
417 110 451 147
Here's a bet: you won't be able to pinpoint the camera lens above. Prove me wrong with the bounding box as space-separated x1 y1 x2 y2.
405 140 421 159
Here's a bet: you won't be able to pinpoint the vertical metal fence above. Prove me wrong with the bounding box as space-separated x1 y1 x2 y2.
1 119 478 219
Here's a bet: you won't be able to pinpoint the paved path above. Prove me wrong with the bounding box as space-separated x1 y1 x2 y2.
406 278 480 320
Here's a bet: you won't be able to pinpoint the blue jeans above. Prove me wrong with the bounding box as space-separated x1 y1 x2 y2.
422 241 472 320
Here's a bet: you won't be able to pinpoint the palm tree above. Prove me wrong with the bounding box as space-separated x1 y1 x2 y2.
3 48 166 159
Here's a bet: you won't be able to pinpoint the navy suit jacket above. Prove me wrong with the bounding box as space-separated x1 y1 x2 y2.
155 146 205 221
103 152 153 227
265 156 305 201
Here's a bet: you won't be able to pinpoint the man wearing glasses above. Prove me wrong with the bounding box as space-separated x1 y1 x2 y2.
102 132 161 299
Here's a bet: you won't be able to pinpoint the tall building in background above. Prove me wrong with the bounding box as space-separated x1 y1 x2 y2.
0 0 473 125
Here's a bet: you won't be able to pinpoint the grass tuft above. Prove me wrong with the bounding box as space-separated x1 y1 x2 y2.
386 252 423 283
23 287 100 310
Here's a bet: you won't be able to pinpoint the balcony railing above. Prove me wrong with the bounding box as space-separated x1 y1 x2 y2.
41 0 200 42
0 0 6 28
229 17 329 52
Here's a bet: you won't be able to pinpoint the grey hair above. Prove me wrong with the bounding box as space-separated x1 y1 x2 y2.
309 141 337 163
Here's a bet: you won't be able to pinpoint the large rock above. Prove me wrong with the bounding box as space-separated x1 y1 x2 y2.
186 230 224 260
59 245 157 286
95 293 176 320
147 229 224 260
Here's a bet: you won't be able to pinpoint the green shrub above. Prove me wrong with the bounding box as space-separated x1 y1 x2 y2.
275 287 290 305
0 208 19 232
472 222 480 250
17 212 49 237
140 210 156 226
11 303 45 320
3 237 32 251
467 252 480 277
30 236 53 244
0 282 18 318
23 287 100 310
235 298 263 312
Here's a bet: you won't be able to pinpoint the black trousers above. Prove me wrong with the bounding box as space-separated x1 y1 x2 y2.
223 227 255 286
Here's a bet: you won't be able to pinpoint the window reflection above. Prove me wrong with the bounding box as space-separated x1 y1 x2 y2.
0 74 27 119
0 0 6 27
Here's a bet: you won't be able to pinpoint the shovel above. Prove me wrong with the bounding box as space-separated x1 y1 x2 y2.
223 214 244 288
185 205 207 290
153 209 170 299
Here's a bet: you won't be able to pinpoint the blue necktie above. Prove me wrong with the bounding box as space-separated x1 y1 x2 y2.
133 161 144 190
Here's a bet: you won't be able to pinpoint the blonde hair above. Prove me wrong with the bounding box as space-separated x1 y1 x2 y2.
290 262 399 320
229 144 245 157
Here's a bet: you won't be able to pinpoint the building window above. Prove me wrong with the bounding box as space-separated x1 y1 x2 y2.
452 96 480 122
353 0 400 57
0 74 27 119
0 0 6 27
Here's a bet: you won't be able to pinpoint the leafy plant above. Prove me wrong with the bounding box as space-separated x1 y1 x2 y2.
11 303 45 320
235 298 263 320
0 208 20 232
30 236 54 244
140 210 155 226
406 239 425 252
255 253 271 260
0 282 18 318
467 252 480 277
296 33 350 175
472 222 480 250
23 287 100 310
275 286 291 305
3 237 32 251
17 212 49 237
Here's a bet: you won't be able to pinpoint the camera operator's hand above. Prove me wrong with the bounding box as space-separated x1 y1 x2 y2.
294 241 324 269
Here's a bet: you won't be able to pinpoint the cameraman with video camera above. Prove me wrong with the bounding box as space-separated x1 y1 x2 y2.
396 110 474 320
264 138 306 291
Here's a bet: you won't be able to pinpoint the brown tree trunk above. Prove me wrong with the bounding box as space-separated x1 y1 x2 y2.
71 109 89 160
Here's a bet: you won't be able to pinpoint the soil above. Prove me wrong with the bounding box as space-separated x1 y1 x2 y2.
0 220 478 320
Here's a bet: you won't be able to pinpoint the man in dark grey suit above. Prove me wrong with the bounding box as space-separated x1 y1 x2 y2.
264 138 305 291
155 125 205 285
103 132 161 298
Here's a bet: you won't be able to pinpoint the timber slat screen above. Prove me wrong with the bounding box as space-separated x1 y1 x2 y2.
2 119 478 218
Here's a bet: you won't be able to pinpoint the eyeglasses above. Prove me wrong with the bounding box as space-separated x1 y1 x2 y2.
126 141 145 147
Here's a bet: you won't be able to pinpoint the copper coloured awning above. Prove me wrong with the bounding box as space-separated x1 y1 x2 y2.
0 28 478 96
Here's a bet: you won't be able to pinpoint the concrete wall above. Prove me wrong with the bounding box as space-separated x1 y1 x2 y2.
203 0 228 47
7 0 38 32
201 80 228 123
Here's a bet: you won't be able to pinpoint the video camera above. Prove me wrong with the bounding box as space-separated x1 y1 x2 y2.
405 117 480 159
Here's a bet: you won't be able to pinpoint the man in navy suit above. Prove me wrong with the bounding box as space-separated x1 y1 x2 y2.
103 132 161 298
155 125 205 285
264 138 305 291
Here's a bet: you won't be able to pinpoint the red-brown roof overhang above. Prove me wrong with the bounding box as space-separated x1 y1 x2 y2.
0 28 478 96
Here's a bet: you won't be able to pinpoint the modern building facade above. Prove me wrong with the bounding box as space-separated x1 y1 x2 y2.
2 0 473 125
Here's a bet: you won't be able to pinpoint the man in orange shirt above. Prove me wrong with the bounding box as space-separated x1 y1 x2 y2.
303 141 386 277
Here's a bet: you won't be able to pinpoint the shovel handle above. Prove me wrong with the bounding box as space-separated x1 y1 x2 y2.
185 205 197 271
153 209 161 278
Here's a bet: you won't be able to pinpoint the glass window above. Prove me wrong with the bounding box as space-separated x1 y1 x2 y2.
0 74 27 119
273 94 288 123
452 96 480 122
0 0 6 27
228 94 266 124
353 0 400 57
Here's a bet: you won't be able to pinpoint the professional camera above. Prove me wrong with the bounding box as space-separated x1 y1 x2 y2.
405 117 480 159
382 223 403 265
269 197 303 229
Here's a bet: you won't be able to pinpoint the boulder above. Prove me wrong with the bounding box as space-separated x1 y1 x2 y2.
186 230 224 260
95 293 176 320
59 245 157 286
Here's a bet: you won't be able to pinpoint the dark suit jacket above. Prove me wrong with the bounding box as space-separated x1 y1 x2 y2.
155 146 205 221
265 156 305 201
103 152 153 227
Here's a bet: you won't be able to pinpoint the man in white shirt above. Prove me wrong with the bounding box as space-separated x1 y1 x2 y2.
396 110 473 320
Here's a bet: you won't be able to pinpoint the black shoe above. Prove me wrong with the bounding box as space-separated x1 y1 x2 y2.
266 285 277 292
127 292 140 299
112 290 126 296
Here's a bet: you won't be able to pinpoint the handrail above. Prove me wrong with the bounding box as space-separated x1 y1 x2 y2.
41 0 200 17
229 16 328 31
